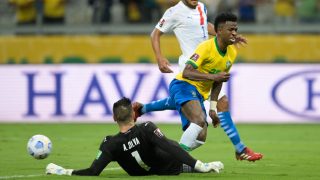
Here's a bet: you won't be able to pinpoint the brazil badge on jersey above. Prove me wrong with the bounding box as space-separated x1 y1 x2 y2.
175 37 237 100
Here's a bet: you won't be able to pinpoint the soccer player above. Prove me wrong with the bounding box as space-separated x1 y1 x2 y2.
45 97 224 176
134 10 263 161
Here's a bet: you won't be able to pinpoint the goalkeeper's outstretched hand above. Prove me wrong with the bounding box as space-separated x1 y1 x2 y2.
46 163 73 176
194 160 224 173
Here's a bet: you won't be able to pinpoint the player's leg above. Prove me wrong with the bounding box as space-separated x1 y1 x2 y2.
193 100 208 149
132 60 194 120
174 109 206 151
217 95 263 161
179 100 207 151
217 96 245 153
168 79 207 151
132 97 176 121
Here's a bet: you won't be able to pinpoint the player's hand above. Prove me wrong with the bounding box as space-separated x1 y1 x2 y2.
194 160 211 173
209 110 220 128
194 160 223 173
208 161 224 173
211 72 230 82
234 34 247 48
46 163 73 176
157 57 173 73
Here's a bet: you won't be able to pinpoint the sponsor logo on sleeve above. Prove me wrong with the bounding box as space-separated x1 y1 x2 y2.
153 128 164 138
190 53 199 61
159 19 165 27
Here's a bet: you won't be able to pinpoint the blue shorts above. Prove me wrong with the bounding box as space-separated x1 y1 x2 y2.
169 79 207 131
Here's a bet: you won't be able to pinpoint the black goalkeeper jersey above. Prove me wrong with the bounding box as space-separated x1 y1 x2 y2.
72 121 197 176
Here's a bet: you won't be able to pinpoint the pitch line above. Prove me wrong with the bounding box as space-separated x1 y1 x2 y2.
0 174 44 179
0 167 122 179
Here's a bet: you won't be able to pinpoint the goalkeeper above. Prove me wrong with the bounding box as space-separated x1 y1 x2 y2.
46 97 223 176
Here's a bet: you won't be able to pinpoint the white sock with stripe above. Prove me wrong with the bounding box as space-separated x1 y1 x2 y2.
179 123 203 151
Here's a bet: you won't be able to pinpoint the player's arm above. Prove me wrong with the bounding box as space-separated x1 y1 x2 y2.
207 22 216 36
234 34 247 48
209 81 223 128
46 138 113 176
183 42 230 82
71 151 112 176
151 28 173 73
183 63 230 82
151 7 176 73
46 153 111 176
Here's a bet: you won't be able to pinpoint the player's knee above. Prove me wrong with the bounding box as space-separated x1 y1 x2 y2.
188 111 206 127
197 128 207 142
196 120 206 128
193 114 206 127
217 95 229 112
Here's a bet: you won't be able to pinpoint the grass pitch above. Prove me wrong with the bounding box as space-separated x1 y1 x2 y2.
0 123 319 180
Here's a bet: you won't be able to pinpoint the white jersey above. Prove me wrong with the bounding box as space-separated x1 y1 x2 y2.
155 1 209 72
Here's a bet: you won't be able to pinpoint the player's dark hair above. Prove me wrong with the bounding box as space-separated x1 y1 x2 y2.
113 97 132 122
214 12 237 32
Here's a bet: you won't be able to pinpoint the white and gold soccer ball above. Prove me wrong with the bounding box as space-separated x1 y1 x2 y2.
27 134 52 159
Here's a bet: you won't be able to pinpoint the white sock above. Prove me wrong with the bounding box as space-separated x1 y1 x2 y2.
179 123 203 151
190 140 205 150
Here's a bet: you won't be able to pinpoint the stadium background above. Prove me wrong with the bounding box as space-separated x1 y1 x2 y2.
0 0 320 179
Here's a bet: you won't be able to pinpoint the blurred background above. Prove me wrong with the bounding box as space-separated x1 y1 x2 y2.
0 0 319 123
1 0 320 64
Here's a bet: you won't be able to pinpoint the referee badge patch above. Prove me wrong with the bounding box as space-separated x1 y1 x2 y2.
190 53 199 61
154 128 164 138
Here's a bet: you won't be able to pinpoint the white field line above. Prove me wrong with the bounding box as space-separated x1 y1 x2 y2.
0 167 122 179
0 174 44 179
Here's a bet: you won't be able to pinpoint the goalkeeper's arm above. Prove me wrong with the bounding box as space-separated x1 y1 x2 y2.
72 155 111 176
46 151 112 176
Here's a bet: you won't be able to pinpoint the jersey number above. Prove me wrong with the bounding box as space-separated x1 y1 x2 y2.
131 151 151 171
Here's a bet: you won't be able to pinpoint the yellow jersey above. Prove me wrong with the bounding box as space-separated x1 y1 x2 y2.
43 0 65 18
175 37 237 100
9 0 36 23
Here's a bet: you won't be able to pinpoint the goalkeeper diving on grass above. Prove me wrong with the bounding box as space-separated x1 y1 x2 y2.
46 97 223 176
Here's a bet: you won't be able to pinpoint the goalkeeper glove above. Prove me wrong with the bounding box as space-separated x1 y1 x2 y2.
194 160 224 173
194 160 211 173
46 163 73 176
208 161 224 173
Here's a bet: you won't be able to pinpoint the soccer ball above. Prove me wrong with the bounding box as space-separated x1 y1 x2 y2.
27 134 52 159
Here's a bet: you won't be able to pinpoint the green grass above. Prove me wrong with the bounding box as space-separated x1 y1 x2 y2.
0 123 320 180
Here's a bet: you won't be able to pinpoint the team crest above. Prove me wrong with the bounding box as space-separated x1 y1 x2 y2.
190 53 200 61
226 60 232 70
191 90 197 98
159 19 165 27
